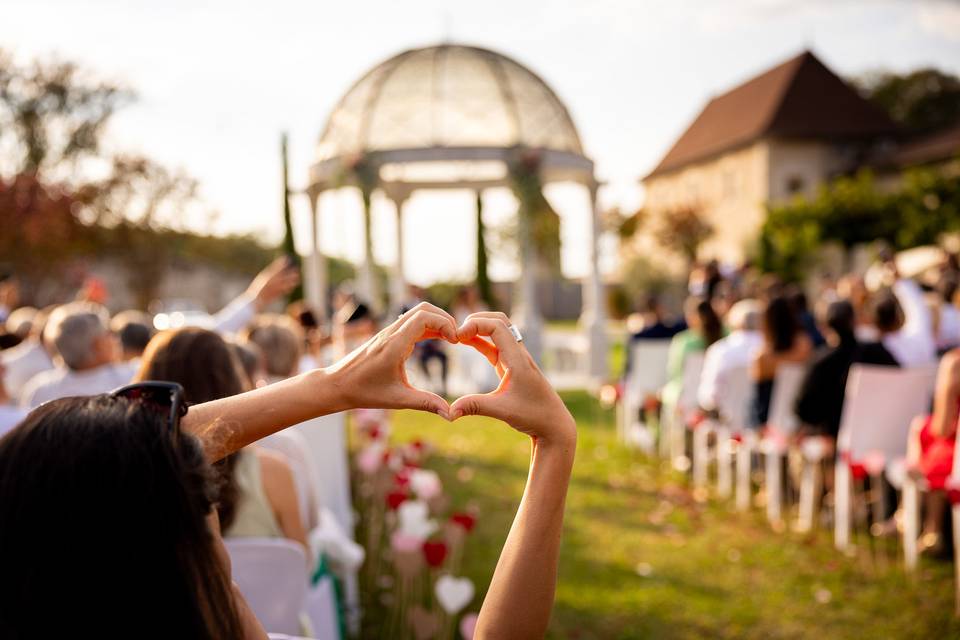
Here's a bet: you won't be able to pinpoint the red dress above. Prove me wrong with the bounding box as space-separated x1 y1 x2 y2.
919 415 957 491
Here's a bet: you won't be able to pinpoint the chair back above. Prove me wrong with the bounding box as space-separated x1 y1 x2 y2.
293 413 354 534
678 352 706 413
838 365 938 463
226 538 308 635
626 340 671 395
258 430 321 531
766 363 807 436
718 365 751 433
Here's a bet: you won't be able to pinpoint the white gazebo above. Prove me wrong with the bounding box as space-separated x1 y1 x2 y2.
303 43 607 378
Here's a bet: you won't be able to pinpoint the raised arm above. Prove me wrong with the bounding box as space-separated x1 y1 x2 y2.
183 302 459 462
450 313 576 640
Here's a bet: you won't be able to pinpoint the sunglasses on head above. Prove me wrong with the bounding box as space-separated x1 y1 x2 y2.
110 381 188 437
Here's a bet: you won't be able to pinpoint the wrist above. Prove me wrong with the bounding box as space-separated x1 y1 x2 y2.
532 414 577 458
301 367 350 415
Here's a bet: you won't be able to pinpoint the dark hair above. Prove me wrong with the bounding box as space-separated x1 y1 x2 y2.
0 396 245 638
872 292 903 333
786 285 808 314
825 300 856 343
118 320 153 355
640 294 662 315
696 298 723 348
763 296 800 353
137 328 247 530
939 276 958 305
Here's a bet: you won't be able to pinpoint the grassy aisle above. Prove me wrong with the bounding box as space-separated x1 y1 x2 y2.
385 391 959 639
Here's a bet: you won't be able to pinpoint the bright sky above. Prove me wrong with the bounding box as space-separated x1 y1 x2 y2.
4 0 960 284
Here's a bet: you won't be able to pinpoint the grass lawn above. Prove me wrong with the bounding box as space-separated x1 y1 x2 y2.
380 391 960 639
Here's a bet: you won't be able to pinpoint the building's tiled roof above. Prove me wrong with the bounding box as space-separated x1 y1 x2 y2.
645 51 897 179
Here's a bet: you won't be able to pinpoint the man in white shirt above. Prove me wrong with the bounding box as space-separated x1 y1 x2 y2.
20 302 133 409
1 308 54 404
874 277 937 368
697 299 763 413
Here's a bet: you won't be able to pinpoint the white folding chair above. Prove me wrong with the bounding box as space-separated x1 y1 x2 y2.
759 363 806 525
674 352 705 473
713 365 751 501
835 365 937 551
293 413 360 633
227 538 309 636
621 340 671 450
259 430 322 531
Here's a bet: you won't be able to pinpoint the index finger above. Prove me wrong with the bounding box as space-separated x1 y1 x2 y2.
457 317 526 370
398 309 458 345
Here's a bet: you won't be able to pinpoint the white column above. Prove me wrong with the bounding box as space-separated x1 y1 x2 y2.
388 193 408 314
358 189 382 313
580 181 608 382
511 198 543 364
305 190 328 321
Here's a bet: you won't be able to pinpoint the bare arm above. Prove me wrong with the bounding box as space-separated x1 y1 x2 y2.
450 313 577 639
257 448 309 550
930 349 960 438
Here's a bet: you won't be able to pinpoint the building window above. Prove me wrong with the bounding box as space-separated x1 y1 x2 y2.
786 175 805 196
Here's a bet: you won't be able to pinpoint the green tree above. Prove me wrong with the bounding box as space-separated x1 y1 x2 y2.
855 68 960 133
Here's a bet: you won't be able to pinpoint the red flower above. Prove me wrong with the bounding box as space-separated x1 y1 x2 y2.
422 540 448 568
450 512 477 533
368 426 381 440
394 469 411 488
386 491 408 511
411 439 425 450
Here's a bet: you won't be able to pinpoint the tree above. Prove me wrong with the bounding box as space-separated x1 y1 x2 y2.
758 167 960 281
855 68 960 134
654 205 713 265
0 50 213 307
0 50 132 178
474 190 495 308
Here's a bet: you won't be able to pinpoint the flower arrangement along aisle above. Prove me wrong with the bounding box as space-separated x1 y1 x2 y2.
351 408 479 640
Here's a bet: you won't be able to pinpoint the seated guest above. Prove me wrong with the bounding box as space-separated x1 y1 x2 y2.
661 297 723 410
867 260 937 368
1 305 54 403
623 295 685 377
697 299 762 413
0 305 575 638
110 310 155 362
137 327 307 551
749 296 813 428
20 302 132 409
243 314 303 382
787 286 825 348
231 340 268 388
908 349 960 555
795 300 898 440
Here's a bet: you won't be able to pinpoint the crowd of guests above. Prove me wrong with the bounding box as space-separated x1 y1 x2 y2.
0 259 577 639
625 255 960 554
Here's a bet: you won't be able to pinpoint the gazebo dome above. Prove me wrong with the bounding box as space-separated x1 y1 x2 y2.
316 44 584 161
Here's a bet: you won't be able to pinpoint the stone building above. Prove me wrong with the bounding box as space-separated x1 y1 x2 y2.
640 50 898 264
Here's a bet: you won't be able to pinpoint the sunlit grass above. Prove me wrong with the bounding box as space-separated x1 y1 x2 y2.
383 391 959 639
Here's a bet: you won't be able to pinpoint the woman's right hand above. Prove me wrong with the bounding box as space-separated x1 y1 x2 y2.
450 312 576 449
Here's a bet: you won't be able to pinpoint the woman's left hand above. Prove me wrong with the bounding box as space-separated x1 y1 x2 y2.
326 302 458 417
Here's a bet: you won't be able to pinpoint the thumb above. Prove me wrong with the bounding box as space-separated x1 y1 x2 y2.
449 392 503 422
399 385 452 420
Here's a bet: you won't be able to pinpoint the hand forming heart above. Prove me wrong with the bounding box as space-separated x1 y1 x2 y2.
329 303 576 447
